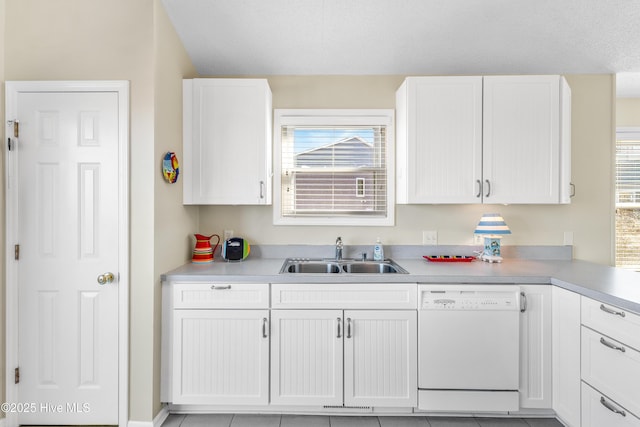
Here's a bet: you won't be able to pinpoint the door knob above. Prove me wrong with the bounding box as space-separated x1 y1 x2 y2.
97 272 115 285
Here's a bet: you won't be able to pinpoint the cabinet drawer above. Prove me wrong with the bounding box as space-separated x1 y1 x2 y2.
172 282 269 309
581 296 640 350
271 283 417 309
581 382 640 427
581 326 640 416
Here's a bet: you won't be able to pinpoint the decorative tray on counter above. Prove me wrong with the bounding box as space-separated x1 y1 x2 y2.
423 255 476 263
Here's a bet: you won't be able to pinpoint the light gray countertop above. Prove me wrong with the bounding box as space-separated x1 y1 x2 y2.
162 246 640 315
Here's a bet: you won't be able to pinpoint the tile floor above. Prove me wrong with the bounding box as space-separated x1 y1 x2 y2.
162 414 564 427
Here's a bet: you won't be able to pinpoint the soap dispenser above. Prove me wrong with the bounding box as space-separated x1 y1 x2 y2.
373 237 384 261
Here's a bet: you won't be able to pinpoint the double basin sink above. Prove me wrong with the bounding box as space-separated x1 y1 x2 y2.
280 258 408 274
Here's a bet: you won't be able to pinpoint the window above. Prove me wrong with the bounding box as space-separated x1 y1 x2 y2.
273 109 395 226
615 128 640 269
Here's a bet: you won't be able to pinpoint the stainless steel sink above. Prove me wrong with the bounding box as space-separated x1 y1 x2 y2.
341 261 406 274
279 258 408 274
283 261 341 274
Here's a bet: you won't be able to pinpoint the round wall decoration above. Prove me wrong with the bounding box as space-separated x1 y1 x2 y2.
162 151 180 184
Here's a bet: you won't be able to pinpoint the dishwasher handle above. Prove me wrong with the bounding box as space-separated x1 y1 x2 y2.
520 291 527 313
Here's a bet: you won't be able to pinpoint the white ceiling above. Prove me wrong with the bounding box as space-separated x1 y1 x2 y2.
161 0 640 95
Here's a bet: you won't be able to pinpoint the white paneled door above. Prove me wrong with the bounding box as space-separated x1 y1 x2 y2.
6 86 126 425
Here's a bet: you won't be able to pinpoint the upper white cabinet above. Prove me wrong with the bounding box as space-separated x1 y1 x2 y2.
396 75 572 204
183 78 272 205
396 76 483 203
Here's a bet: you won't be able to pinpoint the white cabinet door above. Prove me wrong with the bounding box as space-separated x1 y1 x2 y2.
552 287 581 427
344 310 417 408
519 285 553 409
396 76 483 203
171 309 269 405
483 75 570 204
183 78 272 205
270 310 343 406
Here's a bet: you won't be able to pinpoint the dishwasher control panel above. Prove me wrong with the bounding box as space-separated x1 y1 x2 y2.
419 286 520 311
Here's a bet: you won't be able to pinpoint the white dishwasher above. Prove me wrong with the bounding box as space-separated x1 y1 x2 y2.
417 284 521 412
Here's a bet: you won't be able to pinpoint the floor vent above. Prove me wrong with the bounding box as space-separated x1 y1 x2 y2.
322 405 372 412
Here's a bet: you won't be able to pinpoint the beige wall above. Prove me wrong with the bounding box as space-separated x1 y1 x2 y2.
2 0 198 422
200 75 615 265
617 98 640 126
152 1 199 417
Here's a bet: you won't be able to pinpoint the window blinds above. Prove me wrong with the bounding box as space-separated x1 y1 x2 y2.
280 125 388 218
615 138 640 269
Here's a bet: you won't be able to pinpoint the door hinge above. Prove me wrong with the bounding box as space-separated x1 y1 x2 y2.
14 244 20 260
15 367 20 384
7 120 19 138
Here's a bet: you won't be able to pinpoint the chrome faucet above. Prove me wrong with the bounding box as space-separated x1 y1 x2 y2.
335 237 343 260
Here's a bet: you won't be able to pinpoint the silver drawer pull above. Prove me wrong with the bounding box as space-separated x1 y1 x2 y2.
210 285 231 290
600 396 627 417
337 318 342 338
600 303 626 318
262 318 268 338
600 337 626 353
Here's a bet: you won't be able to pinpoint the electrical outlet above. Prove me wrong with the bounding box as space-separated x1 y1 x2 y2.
223 230 234 240
474 234 483 245
564 231 574 246
422 230 438 245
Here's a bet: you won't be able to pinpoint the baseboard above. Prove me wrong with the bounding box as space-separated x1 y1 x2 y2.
128 405 169 427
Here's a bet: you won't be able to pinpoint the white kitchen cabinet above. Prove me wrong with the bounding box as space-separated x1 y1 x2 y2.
344 310 417 407
581 382 640 427
270 309 417 408
172 309 270 405
551 287 581 427
183 78 272 205
396 75 571 204
270 309 344 406
519 285 553 409
483 75 571 204
270 283 417 408
396 76 483 203
581 297 640 419
161 282 270 405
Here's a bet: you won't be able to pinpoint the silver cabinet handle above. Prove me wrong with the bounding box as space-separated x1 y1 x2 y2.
600 303 625 318
570 183 576 198
97 272 115 285
262 317 268 338
485 179 491 198
210 285 231 290
600 337 626 353
600 396 626 417
259 181 265 199
476 179 482 198
346 318 353 339
337 318 342 338
520 292 527 313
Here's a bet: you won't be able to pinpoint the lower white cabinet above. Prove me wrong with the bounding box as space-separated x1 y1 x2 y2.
582 382 640 427
171 309 270 405
518 285 553 409
551 287 581 427
270 309 417 408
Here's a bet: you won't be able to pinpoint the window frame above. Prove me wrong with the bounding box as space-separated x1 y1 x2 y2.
273 109 395 226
